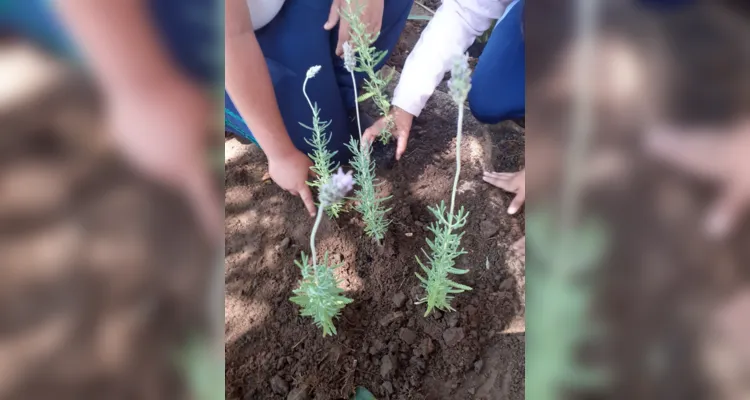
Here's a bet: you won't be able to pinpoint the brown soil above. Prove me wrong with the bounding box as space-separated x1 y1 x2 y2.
225 79 526 399
0 40 214 399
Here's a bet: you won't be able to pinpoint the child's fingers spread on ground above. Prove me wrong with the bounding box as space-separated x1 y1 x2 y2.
482 174 511 188
483 171 514 179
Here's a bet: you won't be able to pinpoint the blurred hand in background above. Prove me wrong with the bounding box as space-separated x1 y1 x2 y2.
55 0 222 242
647 120 750 239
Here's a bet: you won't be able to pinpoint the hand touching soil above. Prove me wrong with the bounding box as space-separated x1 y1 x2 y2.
483 169 526 215
483 169 526 258
363 106 414 160
646 120 750 239
268 150 317 217
108 76 222 241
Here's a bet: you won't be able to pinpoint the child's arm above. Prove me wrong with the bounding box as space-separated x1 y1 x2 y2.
392 0 509 118
225 0 316 217
54 0 180 98
364 0 512 158
54 0 222 240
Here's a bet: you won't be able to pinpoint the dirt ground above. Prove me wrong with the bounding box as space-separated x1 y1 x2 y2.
225 109 525 400
0 40 214 399
225 12 526 397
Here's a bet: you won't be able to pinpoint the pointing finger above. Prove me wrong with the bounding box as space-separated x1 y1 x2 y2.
298 185 317 217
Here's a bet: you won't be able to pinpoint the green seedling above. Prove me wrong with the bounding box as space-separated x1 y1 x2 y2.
290 169 355 336
416 54 473 316
340 13 391 242
301 66 344 218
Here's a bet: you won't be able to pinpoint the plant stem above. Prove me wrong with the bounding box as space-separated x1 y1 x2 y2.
310 202 326 269
448 106 464 225
350 72 362 141
559 0 597 239
303 75 315 115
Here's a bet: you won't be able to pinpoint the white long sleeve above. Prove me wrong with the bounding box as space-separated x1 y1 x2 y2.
392 0 512 117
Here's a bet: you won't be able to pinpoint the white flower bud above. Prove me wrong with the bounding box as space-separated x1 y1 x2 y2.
448 54 472 104
306 65 322 79
343 42 356 73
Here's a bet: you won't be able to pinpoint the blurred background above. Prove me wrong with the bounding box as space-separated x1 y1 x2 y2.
0 1 223 399
525 0 750 399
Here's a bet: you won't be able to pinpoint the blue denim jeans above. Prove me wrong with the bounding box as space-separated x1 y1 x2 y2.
468 0 525 123
0 0 221 85
224 0 413 163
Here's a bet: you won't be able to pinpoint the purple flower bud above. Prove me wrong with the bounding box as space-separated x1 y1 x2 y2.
343 42 356 73
319 168 354 205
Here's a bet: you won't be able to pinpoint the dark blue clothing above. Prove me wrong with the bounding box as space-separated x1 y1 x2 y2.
468 0 525 123
224 0 413 163
0 0 221 85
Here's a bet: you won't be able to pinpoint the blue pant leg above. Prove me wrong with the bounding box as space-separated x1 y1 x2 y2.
333 0 414 109
468 0 525 124
0 0 221 86
225 0 356 164
148 0 222 85
0 0 75 55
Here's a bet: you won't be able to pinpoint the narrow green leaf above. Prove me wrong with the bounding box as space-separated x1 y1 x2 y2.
407 14 433 21
357 91 376 102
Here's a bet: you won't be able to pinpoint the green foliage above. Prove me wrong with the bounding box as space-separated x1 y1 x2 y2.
416 59 473 316
290 252 353 336
341 0 395 145
302 68 344 218
415 201 472 315
477 20 497 44
526 208 609 400
407 14 433 21
339 0 392 240
178 335 224 400
352 386 377 400
346 137 391 242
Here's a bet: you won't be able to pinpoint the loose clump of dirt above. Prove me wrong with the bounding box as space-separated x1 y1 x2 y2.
225 70 525 399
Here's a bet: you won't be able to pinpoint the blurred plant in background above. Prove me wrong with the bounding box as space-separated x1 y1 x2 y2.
526 208 609 399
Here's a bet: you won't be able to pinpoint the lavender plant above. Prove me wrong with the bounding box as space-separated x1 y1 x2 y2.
290 168 355 336
415 55 473 316
301 66 344 218
342 41 391 242
340 0 395 145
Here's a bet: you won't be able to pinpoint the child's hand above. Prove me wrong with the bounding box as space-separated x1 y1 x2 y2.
363 106 414 160
483 169 526 215
646 120 750 238
107 75 222 241
483 169 526 260
325 0 384 57
268 150 317 217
